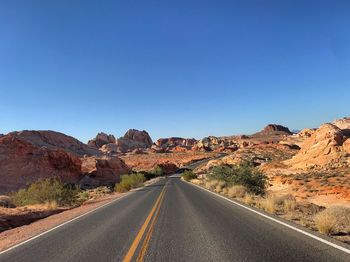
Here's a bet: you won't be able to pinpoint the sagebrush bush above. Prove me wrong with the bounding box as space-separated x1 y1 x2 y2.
209 162 267 195
182 170 197 182
115 173 145 192
11 178 80 207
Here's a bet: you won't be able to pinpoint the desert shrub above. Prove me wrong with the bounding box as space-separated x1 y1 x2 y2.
115 173 145 192
153 166 164 176
11 178 80 207
182 170 197 182
77 191 90 203
314 205 350 235
227 185 248 198
209 162 267 195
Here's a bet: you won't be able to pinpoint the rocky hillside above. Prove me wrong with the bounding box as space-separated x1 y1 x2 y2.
284 123 350 169
0 131 129 194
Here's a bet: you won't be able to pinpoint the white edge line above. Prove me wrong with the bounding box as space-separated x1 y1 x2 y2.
184 180 350 255
0 192 131 255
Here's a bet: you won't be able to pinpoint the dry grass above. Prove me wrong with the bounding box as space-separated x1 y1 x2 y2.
190 179 202 185
259 195 278 214
314 205 350 235
283 199 297 213
45 200 58 211
243 193 254 206
227 185 247 198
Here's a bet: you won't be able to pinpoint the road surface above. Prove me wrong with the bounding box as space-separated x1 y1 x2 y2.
0 176 349 262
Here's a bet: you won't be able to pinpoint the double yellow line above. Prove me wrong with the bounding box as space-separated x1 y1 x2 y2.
123 184 167 262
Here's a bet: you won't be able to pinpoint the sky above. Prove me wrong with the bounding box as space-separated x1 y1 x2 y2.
0 1 349 142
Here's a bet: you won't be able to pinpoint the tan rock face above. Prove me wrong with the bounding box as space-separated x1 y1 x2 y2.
284 124 349 169
88 132 116 148
0 135 82 194
343 138 350 154
297 128 316 138
333 117 350 130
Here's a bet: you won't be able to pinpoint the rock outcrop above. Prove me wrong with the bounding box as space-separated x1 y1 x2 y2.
254 124 292 136
116 129 153 152
9 130 100 156
0 131 130 193
88 132 116 148
80 156 130 187
333 117 350 130
284 124 349 169
156 137 197 148
0 134 83 194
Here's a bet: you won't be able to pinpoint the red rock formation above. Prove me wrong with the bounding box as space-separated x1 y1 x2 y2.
0 131 131 193
255 124 292 136
88 132 116 148
156 137 197 148
116 129 153 152
80 156 130 187
156 162 178 174
9 130 100 156
0 135 82 194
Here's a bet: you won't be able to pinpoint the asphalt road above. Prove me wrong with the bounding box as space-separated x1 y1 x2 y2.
0 177 349 262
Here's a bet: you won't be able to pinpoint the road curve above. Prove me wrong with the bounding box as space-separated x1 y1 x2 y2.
0 177 349 262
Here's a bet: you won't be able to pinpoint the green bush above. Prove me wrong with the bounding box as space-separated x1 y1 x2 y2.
152 165 164 176
182 170 197 182
208 162 267 195
115 173 145 192
11 178 80 207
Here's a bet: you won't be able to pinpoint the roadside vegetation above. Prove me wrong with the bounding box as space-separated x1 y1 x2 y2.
182 170 197 181
115 173 146 193
10 178 80 207
208 162 268 195
191 162 350 243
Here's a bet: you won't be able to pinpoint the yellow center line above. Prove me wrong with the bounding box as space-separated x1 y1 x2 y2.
123 183 167 262
136 187 166 262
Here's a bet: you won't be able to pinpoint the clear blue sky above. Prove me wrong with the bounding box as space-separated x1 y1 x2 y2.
0 1 349 142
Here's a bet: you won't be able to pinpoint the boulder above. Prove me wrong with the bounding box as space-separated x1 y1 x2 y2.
88 132 116 148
